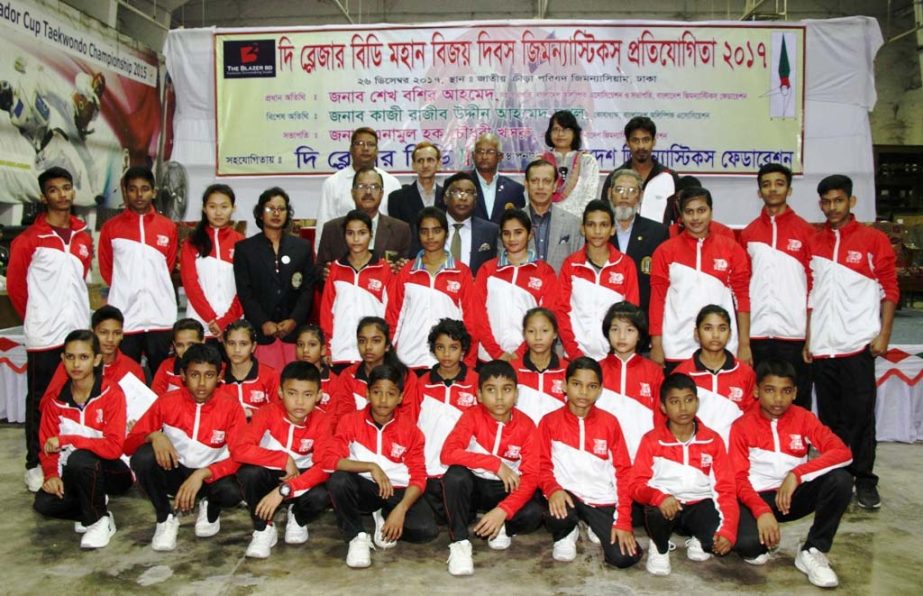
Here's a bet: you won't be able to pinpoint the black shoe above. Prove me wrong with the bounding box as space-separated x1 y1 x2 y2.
856 484 881 509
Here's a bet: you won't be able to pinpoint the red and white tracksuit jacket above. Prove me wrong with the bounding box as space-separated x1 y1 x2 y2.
39 378 127 480
650 231 751 361
328 362 420 427
98 208 178 333
511 353 568 426
387 253 478 369
222 360 280 417
7 213 93 350
329 408 427 490
630 421 738 544
740 208 814 341
807 217 899 358
415 365 480 477
730 406 852 518
538 405 634 530
597 353 666 462
43 350 145 410
317 366 338 416
151 356 182 396
674 351 756 445
124 386 246 482
556 245 640 361
320 256 392 365
441 404 539 518
180 226 244 337
473 255 558 361
234 402 335 496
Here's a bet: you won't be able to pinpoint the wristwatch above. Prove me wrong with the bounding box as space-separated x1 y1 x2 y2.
279 483 292 498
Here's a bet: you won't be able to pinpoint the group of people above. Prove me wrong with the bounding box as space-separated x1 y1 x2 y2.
7 113 897 589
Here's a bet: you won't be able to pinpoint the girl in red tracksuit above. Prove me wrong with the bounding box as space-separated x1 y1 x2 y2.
329 317 420 427
630 373 738 576
34 330 132 549
181 184 245 340
674 305 757 445
511 307 568 426
597 301 665 463
319 210 392 369
473 210 558 362
295 324 338 416
223 320 280 419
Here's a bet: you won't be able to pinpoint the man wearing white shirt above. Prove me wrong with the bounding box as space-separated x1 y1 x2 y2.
314 127 401 251
426 172 498 275
460 133 524 224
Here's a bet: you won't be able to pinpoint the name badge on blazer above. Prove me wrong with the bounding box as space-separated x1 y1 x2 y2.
558 235 570 244
478 242 492 252
640 256 652 275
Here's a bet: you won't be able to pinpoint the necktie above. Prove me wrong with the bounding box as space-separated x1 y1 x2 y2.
451 223 463 262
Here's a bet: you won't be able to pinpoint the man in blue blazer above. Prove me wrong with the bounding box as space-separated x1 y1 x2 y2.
439 133 525 224
388 141 443 226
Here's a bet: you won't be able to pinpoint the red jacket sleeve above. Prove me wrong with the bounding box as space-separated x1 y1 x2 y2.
648 244 669 336
98 221 114 286
729 242 751 313
873 230 900 305
123 396 165 456
405 426 428 491
497 425 540 518
710 435 740 545
165 220 178 272
330 371 359 427
729 420 771 518
180 240 219 323
440 410 502 473
6 234 31 317
537 417 563 498
459 269 480 367
554 261 582 360
38 396 61 479
385 265 408 337
326 413 354 471
59 388 127 461
791 412 853 484
623 256 640 306
232 407 289 469
208 397 247 482
151 360 171 396
472 264 505 360
629 432 670 506
610 422 634 531
398 370 423 423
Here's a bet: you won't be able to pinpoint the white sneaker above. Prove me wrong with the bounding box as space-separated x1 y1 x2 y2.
447 540 474 576
152 514 180 551
645 545 671 576
552 527 579 562
74 522 87 534
795 546 839 588
24 466 43 493
487 524 511 550
582 521 601 545
80 512 116 549
245 525 278 559
744 551 771 566
284 505 309 544
194 499 220 538
685 536 713 561
371 509 396 550
346 532 373 568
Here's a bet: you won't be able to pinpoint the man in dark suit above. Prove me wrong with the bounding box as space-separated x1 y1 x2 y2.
605 168 669 317
426 171 497 275
446 132 524 224
316 167 412 278
524 158 584 273
388 141 443 225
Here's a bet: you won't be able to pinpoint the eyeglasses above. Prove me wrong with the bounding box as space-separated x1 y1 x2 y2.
448 189 476 199
612 186 640 196
352 140 377 148
263 205 288 214
474 149 499 157
354 183 383 193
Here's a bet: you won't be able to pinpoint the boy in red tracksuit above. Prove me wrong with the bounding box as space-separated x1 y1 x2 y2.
34 330 132 549
151 318 205 396
440 360 543 576
234 362 335 559
327 363 438 568
8 166 93 493
540 357 642 569
125 344 246 552
630 373 738 577
98 166 177 375
556 200 640 361
732 359 853 589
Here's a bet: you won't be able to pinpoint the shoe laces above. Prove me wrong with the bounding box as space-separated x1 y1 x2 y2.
806 548 830 567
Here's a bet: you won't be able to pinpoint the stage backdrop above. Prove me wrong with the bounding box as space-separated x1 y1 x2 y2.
0 0 161 207
165 17 881 226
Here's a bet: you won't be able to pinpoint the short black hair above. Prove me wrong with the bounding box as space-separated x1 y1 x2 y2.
180 343 223 372
523 307 558 334
352 166 383 188
679 186 713 212
757 163 793 187
696 304 731 328
368 363 405 392
173 318 205 340
91 305 124 329
817 174 852 198
38 167 73 194
122 166 155 188
660 373 698 404
280 361 322 386
624 116 656 139
416 205 448 232
427 318 472 356
499 209 532 235
582 199 614 225
253 187 292 230
545 110 582 150
63 329 100 356
343 209 373 233
525 158 558 181
296 324 325 345
602 301 648 347
443 171 476 195
565 356 602 384
226 319 258 342
478 360 517 389
755 358 797 385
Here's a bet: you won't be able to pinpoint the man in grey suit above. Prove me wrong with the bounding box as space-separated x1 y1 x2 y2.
524 159 583 273
316 167 412 278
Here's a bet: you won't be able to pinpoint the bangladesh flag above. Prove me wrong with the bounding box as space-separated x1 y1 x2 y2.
778 36 791 89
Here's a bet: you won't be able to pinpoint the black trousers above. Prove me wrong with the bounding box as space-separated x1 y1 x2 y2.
751 338 813 410
813 350 877 487
544 491 643 569
130 443 241 523
327 471 438 543
25 347 62 469
236 464 329 530
735 468 853 558
33 449 133 526
643 499 721 555
440 465 544 542
121 330 173 382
